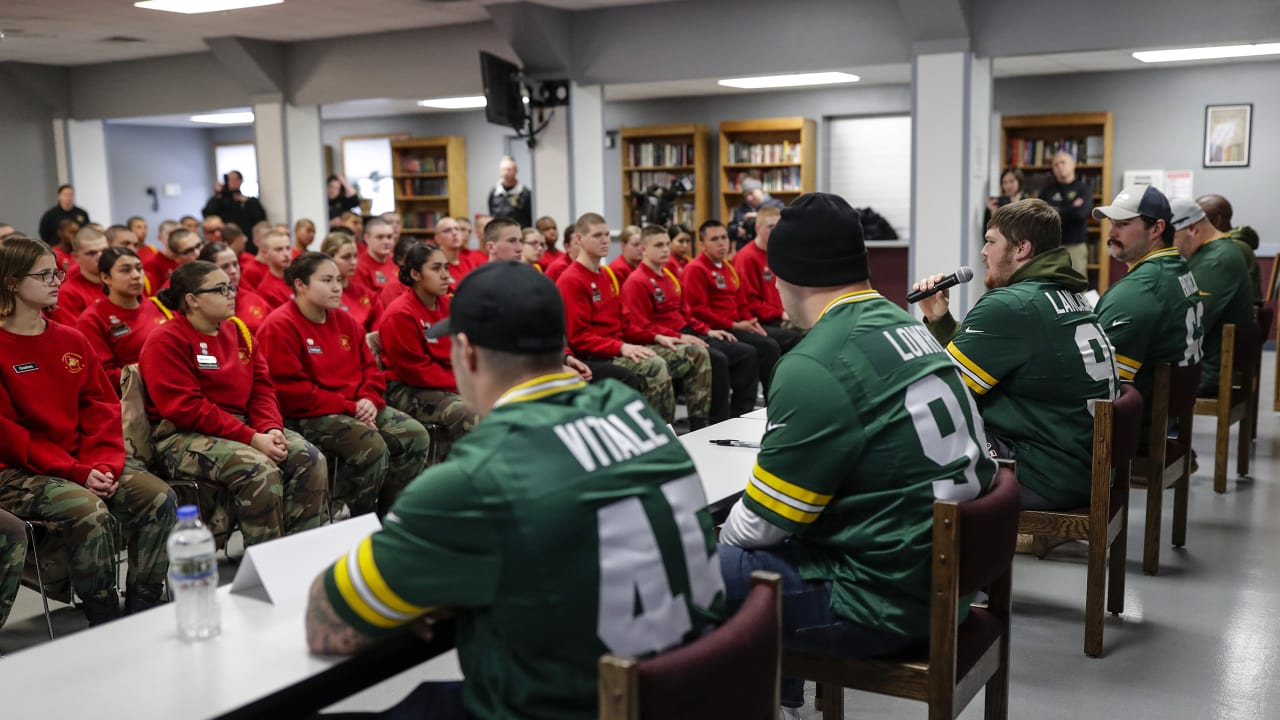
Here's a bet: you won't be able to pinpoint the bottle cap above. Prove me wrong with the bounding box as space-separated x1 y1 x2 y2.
177 505 199 521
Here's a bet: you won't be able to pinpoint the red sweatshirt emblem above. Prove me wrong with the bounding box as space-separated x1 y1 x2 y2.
62 352 85 373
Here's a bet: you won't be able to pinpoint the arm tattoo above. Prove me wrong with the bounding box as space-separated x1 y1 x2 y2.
305 575 378 656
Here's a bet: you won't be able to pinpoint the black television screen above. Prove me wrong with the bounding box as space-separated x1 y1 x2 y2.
481 51 525 131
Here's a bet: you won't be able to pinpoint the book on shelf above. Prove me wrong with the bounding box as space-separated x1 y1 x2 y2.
1006 135 1105 166
725 168 802 192
399 155 448 173
402 211 445 230
628 171 691 194
400 178 448 197
627 141 695 167
727 141 803 164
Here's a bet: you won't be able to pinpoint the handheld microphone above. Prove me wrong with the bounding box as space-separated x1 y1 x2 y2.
906 266 974 304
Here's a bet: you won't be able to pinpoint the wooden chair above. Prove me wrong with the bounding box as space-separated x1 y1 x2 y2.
1132 363 1200 575
1251 306 1271 439
1193 323 1260 493
1018 384 1142 657
782 465 1021 720
599 571 781 720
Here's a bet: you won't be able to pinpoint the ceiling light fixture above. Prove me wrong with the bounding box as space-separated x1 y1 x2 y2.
417 96 488 109
134 0 283 15
190 111 255 125
1133 42 1280 63
717 71 860 89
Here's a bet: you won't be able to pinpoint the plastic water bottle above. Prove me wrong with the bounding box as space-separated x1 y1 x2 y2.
168 505 221 641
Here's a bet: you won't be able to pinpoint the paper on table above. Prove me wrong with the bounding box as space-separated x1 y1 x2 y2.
231 513 382 606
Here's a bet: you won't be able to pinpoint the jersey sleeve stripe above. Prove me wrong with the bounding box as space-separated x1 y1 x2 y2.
745 482 822 524
356 537 429 617
958 372 989 395
752 463 833 506
330 551 403 629
945 343 999 387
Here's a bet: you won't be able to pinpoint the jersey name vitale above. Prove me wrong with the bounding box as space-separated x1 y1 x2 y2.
553 399 671 471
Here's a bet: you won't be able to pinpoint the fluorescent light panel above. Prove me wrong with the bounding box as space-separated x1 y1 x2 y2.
418 96 488 109
1133 43 1280 63
135 0 282 13
190 111 255 125
718 71 860 89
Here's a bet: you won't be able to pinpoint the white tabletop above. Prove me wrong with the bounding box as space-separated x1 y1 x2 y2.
680 415 767 510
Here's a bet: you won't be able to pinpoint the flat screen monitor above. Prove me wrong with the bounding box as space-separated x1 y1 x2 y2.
480 51 526 131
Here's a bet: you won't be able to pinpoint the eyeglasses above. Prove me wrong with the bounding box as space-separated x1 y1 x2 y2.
190 283 236 298
522 240 546 248
177 243 204 257
25 268 66 285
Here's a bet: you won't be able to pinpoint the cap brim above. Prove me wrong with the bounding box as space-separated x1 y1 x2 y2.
1092 205 1140 221
426 318 452 339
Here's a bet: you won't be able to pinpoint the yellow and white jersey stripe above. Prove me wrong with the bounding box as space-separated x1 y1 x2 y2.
1115 353 1142 382
946 342 998 395
745 463 833 525
494 371 587 407
330 536 431 629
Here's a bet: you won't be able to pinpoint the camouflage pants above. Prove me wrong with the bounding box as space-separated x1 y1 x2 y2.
0 467 176 602
652 344 712 420
287 406 431 517
385 382 477 461
153 428 328 547
611 354 674 423
0 508 26 628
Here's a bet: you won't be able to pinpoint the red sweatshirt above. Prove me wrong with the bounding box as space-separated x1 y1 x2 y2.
49 268 105 325
556 261 645 359
544 253 574 282
608 255 638 284
377 291 456 392
54 246 75 272
0 321 124 484
259 302 386 418
683 254 752 330
137 244 158 264
446 250 480 291
241 257 270 290
621 262 709 341
143 253 179 294
235 287 272 335
255 271 293 309
139 314 283 445
238 251 256 272
355 252 398 293
732 241 784 323
539 247 564 268
341 280 384 333
379 280 408 309
77 296 171 389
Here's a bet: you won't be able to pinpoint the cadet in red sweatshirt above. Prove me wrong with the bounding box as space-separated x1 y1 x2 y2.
608 224 644 283
434 217 481 290
732 205 804 336
544 226 580 282
622 225 760 422
144 227 199 292
354 217 399 293
376 243 476 448
535 215 563 267
49 226 109 325
140 260 328 547
254 229 295 308
0 236 175 624
259 253 430 514
318 233 384 333
666 224 693 277
556 213 704 425
77 247 172 390
684 220 797 397
199 241 271 335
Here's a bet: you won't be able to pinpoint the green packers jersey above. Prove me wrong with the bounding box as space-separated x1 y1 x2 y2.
1189 235 1257 388
944 252 1117 508
745 290 995 638
1095 247 1204 405
324 372 724 720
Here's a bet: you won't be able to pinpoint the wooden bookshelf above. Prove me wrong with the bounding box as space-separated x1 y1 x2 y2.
718 117 816 222
1001 112 1115 290
390 136 468 237
620 123 709 233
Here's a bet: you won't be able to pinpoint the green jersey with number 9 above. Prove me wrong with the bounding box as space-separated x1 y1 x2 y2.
745 290 995 639
322 371 724 720
943 248 1117 508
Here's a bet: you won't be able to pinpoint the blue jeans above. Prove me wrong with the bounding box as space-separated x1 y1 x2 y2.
719 544 920 708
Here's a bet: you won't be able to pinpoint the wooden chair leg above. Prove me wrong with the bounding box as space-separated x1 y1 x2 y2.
1237 394 1253 477
1108 513 1127 616
820 683 843 720
1084 527 1107 657
1143 472 1163 575
1213 408 1229 493
1172 467 1189 548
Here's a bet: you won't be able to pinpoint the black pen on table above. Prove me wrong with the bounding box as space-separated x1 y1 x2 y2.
710 439 760 448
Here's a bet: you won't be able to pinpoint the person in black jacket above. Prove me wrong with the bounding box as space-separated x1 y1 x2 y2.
1037 152 1093 274
487 156 532 228
326 175 360 225
728 178 785 250
38 184 91 246
203 170 268 250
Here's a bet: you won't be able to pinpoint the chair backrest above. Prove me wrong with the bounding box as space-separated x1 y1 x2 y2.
954 465 1021 596
599 571 781 720
1108 384 1143 465
1168 362 1203 419
1232 322 1261 374
1256 306 1274 347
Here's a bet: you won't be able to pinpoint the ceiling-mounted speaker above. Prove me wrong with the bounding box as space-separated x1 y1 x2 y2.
534 79 570 108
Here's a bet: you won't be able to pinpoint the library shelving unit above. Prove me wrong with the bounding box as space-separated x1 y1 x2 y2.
718 117 816 223
620 123 710 233
1000 112 1115 290
391 136 468 238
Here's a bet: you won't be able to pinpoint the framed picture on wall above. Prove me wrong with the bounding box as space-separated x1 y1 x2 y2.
1203 104 1252 168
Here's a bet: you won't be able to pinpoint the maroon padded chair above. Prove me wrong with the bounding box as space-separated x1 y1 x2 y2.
783 465 1021 720
598 571 781 720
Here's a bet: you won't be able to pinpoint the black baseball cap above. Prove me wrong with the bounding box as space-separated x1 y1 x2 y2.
426 261 565 354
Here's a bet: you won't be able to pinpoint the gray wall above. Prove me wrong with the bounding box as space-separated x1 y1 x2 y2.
104 124 215 231
994 59 1280 247
320 111 515 220
602 84 913 226
0 70 58 236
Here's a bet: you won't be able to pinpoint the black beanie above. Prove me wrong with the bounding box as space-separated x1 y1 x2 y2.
767 192 869 287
